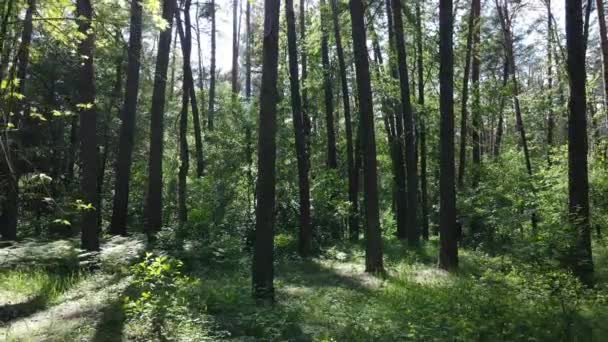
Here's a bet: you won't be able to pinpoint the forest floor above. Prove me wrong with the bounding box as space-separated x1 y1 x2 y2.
1 234 607 341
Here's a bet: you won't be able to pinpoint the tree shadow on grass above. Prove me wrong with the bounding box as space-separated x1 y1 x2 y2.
91 298 126 342
0 294 47 324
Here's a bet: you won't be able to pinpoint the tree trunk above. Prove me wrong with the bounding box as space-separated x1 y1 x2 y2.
208 0 216 131
415 1 429 240
457 0 475 188
391 0 418 244
0 0 14 79
320 0 337 169
493 59 508 158
330 0 357 240
439 0 458 271
470 0 481 187
300 0 310 138
546 0 555 165
566 0 593 285
384 0 407 240
286 0 312 257
252 0 280 302
597 0 608 128
231 0 240 97
110 0 143 235
76 0 99 251
144 0 176 237
349 0 383 273
245 0 252 99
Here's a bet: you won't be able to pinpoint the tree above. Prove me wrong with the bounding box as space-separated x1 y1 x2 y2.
546 0 555 165
415 0 429 240
208 0 217 131
597 0 608 129
391 0 418 244
439 0 458 271
565 0 593 285
470 0 481 187
144 0 177 237
286 0 312 257
231 0 240 98
320 0 337 169
330 0 357 238
252 0 281 301
109 0 143 235
76 0 99 251
349 0 383 272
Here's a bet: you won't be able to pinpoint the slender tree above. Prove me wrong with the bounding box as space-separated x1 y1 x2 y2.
320 0 337 169
415 0 429 240
208 0 217 130
457 0 475 187
110 0 143 235
330 0 357 237
439 0 458 271
286 0 312 257
470 0 481 187
349 0 383 272
144 0 176 237
597 0 608 126
252 0 280 302
76 0 99 251
300 0 310 137
565 0 593 285
391 0 418 244
546 0 555 165
231 0 240 96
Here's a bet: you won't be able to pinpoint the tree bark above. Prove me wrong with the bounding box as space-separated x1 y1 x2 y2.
566 0 593 285
208 0 216 131
391 0 418 244
546 0 555 165
300 0 310 138
349 0 383 273
144 0 176 237
252 0 280 302
110 0 143 235
439 0 458 271
286 0 312 257
231 0 240 96
76 0 99 251
320 0 337 169
457 0 475 188
415 1 429 240
597 0 608 128
470 0 481 187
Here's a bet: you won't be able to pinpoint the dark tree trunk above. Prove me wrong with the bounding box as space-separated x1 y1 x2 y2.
195 3 206 120
391 0 418 245
176 0 195 224
384 0 407 240
439 0 458 271
110 0 143 235
470 0 481 187
208 0 216 131
231 0 240 96
349 0 383 273
597 0 608 127
76 0 99 251
320 0 337 169
286 0 312 257
566 0 593 285
546 0 555 165
144 0 176 237
252 0 280 302
415 1 429 240
245 0 251 99
0 0 13 78
493 59 508 158
300 0 310 138
65 115 78 185
331 0 357 239
457 0 475 188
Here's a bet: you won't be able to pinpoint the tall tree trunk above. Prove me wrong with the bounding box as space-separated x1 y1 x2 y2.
144 0 176 237
320 0 337 169
300 0 310 138
196 3 206 120
231 0 240 96
566 0 593 285
493 59 508 158
457 0 475 188
76 0 99 251
546 0 555 165
349 0 383 273
0 0 34 240
331 0 357 239
0 0 14 79
252 0 280 302
169 27 178 101
208 0 216 131
597 0 608 128
391 0 418 244
286 0 312 257
415 1 429 240
470 0 481 187
439 0 458 271
110 0 143 235
246 0 252 99
384 0 407 240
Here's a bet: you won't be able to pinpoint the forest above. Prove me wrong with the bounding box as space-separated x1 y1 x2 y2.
0 0 608 340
